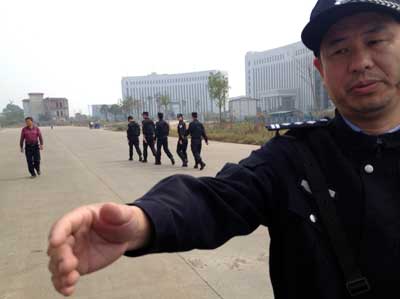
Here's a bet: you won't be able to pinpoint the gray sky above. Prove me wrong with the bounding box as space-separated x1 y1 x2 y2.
0 0 317 115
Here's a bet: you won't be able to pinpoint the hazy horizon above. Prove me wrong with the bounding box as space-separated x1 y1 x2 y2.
1 0 317 115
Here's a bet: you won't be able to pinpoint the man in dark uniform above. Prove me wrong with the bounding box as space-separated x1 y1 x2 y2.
127 116 142 161
141 112 156 163
154 112 175 165
176 113 188 167
48 1 400 298
20 117 44 178
187 112 208 170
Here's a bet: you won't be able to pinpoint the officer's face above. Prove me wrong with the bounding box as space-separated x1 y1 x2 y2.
315 12 400 120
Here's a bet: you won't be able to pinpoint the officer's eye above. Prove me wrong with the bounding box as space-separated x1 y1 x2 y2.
331 48 349 56
368 39 384 46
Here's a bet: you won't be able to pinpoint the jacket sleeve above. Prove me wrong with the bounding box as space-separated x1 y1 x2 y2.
38 128 43 145
201 124 208 142
20 129 25 148
125 143 278 257
185 123 192 137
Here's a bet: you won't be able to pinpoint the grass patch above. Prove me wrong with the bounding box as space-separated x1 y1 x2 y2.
106 121 276 146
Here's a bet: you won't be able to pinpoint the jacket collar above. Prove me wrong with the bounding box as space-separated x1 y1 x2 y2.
330 111 400 152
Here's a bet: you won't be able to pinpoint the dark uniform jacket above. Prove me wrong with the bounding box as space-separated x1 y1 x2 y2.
187 119 208 142
126 113 400 299
142 119 155 137
155 120 170 140
127 121 141 140
177 120 187 141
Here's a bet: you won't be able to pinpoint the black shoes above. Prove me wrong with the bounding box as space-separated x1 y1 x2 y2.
182 162 188 167
155 161 161 165
129 157 133 161
141 160 148 163
200 162 206 171
37 170 41 176
31 174 37 179
194 164 198 169
171 159 175 165
139 157 143 162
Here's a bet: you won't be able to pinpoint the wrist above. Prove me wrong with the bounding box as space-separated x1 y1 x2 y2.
126 206 153 251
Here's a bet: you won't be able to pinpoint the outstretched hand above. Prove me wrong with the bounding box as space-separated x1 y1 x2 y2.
47 202 152 296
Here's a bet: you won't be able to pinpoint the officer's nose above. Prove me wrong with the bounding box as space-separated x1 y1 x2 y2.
348 46 375 74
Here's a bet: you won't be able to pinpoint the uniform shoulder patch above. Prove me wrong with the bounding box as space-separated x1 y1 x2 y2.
266 118 331 131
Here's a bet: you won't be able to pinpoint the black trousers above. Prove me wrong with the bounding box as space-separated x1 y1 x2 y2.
177 139 188 163
143 135 156 161
25 144 41 176
156 137 174 163
129 138 142 159
191 139 203 165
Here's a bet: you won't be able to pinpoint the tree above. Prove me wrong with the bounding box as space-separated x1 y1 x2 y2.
208 72 229 124
159 95 170 118
1 102 24 125
100 105 109 121
121 97 135 117
109 104 122 121
133 99 142 119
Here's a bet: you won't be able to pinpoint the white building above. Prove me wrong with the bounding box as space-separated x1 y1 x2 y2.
245 42 330 114
121 71 225 119
229 96 258 121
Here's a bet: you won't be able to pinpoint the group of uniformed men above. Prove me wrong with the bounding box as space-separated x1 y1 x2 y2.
127 111 208 170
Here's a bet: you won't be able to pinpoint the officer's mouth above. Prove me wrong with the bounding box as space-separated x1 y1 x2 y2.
349 80 382 96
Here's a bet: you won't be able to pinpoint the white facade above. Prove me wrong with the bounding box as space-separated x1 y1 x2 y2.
229 96 258 121
121 71 223 118
245 42 330 114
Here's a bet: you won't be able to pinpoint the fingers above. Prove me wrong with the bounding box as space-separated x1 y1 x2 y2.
48 240 80 296
48 242 78 276
48 207 89 248
51 271 79 296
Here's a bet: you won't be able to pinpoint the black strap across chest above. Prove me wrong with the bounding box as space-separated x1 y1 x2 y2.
295 137 371 298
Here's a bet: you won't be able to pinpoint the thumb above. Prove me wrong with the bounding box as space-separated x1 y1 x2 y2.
94 203 137 244
100 203 133 226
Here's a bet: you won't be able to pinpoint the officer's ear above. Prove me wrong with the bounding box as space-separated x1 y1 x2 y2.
313 57 325 80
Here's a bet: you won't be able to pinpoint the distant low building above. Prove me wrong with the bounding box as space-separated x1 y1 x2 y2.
22 93 69 122
229 96 258 121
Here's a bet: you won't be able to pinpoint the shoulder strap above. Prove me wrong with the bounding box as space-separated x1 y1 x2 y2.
295 138 371 298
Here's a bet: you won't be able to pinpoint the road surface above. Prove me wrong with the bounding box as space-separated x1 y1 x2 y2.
0 126 273 299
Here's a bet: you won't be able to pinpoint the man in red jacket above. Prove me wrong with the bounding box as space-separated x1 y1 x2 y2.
20 117 44 178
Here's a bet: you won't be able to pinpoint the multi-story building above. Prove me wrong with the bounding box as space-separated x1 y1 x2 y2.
245 42 330 114
121 70 225 119
43 97 69 121
22 93 69 122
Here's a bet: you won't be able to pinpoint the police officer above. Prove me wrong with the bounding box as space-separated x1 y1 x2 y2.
155 112 175 165
127 116 143 162
187 112 208 170
48 1 400 298
176 113 188 167
141 112 156 163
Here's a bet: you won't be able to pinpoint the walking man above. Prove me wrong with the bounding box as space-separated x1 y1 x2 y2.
127 116 142 161
20 117 44 178
141 112 156 163
176 113 188 167
187 112 208 170
155 113 175 165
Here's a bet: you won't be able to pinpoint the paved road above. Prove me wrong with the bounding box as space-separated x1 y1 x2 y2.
0 126 273 299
